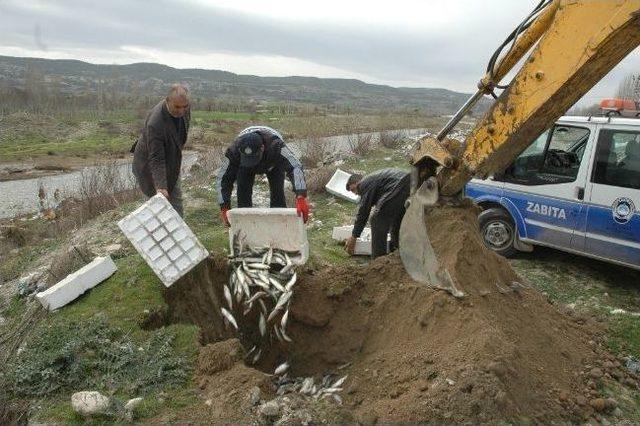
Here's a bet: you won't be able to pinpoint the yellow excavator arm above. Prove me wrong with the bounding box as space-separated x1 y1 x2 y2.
400 0 640 295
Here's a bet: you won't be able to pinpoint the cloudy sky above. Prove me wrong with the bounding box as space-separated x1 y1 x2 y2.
0 0 638 105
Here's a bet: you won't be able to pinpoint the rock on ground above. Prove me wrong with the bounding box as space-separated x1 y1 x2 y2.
71 391 110 416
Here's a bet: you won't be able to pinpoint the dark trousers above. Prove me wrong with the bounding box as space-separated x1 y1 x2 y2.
237 167 286 208
134 172 184 217
370 187 409 258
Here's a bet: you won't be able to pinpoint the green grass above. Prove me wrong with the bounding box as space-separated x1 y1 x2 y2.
0 131 132 160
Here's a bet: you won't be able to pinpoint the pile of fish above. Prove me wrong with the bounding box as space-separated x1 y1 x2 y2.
273 366 348 405
221 233 298 364
221 234 347 405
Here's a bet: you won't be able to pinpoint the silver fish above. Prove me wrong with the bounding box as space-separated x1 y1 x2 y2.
241 278 251 299
223 285 233 310
248 263 270 270
280 262 294 275
245 345 257 358
247 291 267 305
274 291 293 311
220 307 238 330
274 362 290 375
259 313 267 336
236 267 248 287
258 299 268 316
267 306 282 323
280 326 293 343
274 324 283 342
280 309 289 328
252 348 262 364
269 277 286 293
285 272 297 291
300 378 314 394
332 375 348 388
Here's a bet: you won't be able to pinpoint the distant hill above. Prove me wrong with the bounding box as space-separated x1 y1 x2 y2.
0 55 487 114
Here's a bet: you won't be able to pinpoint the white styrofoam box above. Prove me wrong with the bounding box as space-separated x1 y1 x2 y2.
325 169 360 203
331 225 371 242
331 225 372 255
228 208 309 265
118 195 208 287
36 256 117 311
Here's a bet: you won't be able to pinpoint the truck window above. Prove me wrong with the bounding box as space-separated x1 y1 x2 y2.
592 129 640 190
503 125 590 185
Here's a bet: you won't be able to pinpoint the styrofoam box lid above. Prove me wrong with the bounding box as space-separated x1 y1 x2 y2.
228 207 309 265
325 169 360 203
118 195 209 287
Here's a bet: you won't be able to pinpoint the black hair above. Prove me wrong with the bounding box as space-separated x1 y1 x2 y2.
345 173 363 191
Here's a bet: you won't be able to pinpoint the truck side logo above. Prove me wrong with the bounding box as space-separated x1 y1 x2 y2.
526 202 567 220
612 197 635 224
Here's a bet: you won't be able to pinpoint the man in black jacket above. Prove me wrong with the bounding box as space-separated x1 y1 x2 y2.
345 168 410 258
133 84 190 216
216 126 310 225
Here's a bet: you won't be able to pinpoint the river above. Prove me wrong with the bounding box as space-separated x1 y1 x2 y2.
0 128 435 219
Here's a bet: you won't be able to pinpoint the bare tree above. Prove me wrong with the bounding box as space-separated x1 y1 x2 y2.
615 73 640 101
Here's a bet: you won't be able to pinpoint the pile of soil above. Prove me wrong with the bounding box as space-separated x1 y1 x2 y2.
162 205 638 424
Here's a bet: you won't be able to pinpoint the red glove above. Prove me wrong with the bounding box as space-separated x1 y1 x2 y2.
296 196 310 223
220 207 230 227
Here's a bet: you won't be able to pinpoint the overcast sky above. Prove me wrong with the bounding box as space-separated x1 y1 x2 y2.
0 0 638 106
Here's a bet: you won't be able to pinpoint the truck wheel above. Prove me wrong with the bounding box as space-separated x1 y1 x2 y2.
478 208 518 258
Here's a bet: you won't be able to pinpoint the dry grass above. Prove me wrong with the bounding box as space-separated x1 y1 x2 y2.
305 166 338 195
348 133 374 156
75 159 137 222
299 136 336 168
188 148 223 185
379 130 405 149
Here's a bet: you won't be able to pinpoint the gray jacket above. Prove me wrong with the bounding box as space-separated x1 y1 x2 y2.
352 168 410 238
133 100 190 192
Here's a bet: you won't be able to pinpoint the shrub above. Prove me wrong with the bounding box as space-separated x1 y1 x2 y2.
379 130 404 149
305 166 337 195
348 133 374 156
6 316 189 397
299 136 335 168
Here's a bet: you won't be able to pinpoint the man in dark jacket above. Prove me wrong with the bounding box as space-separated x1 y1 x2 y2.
133 84 190 216
345 168 410 258
216 126 310 225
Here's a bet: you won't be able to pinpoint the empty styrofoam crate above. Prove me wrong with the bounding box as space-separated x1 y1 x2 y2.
325 169 360 203
331 225 392 256
331 225 372 255
118 195 208 287
228 208 309 265
332 225 371 242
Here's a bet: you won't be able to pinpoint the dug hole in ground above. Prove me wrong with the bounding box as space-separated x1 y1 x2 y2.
144 204 638 424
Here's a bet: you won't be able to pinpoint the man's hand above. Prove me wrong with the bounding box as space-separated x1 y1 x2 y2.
344 236 357 255
156 188 169 198
296 195 310 223
220 206 231 227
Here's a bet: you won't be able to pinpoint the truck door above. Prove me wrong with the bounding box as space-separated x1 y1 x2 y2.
500 124 592 248
582 127 640 268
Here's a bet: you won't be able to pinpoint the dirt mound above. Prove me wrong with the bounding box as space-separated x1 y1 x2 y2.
285 205 635 424
160 205 638 424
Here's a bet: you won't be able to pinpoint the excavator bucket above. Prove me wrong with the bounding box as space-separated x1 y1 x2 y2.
399 177 464 297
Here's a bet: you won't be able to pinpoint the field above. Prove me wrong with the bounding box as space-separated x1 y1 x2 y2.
0 108 437 179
